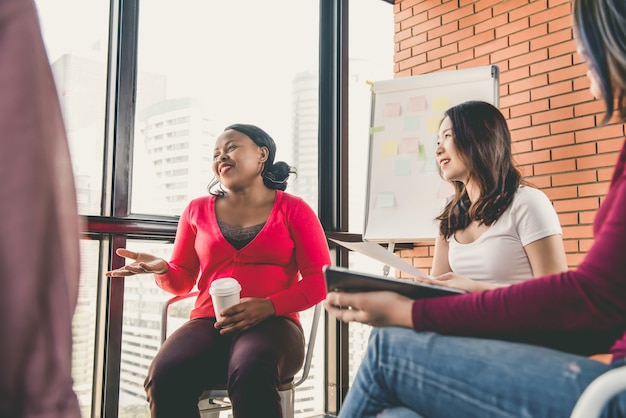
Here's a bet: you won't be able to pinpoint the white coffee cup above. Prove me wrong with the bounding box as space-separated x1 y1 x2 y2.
209 277 241 322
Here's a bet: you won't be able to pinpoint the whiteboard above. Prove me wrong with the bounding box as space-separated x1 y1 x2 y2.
363 65 499 243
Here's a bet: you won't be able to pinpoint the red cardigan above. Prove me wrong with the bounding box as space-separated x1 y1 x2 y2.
154 190 331 325
412 139 626 360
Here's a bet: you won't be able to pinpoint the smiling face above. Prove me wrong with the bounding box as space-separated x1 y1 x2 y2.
435 116 469 184
212 129 268 191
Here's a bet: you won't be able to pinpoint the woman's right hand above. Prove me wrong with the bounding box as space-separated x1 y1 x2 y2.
105 248 168 277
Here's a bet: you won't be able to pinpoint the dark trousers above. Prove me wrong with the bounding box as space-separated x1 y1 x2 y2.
145 316 305 418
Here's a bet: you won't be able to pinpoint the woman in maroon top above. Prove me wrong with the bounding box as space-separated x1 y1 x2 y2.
326 0 626 416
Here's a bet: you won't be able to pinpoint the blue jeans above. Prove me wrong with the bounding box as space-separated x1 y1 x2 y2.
339 327 626 418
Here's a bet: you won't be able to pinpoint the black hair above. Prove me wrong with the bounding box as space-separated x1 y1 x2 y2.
435 101 526 238
208 123 297 195
573 0 626 123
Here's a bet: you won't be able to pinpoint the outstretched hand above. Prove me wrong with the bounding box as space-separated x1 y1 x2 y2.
105 248 168 277
324 291 414 328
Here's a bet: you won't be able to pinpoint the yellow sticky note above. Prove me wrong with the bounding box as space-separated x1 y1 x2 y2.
381 140 398 156
427 117 442 133
432 97 450 112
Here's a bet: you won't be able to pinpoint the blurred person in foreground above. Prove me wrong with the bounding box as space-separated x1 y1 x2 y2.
0 0 81 417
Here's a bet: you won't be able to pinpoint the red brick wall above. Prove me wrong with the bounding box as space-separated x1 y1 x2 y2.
393 0 625 276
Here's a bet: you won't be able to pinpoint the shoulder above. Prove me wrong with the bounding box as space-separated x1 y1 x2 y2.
183 195 215 217
277 190 309 208
512 185 552 208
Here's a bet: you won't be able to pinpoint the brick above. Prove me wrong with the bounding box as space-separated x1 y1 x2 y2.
499 90 530 108
510 49 549 69
575 124 625 143
561 224 595 239
442 4 475 24
550 90 592 109
531 3 571 26
412 37 442 55
520 165 534 177
579 239 594 252
442 50 475 67
548 64 589 84
510 99 549 118
493 1 531 16
476 0 505 13
499 66 530 84
442 27 474 46
598 167 615 182
459 8 493 30
532 81 573 101
550 115 595 134
507 115 531 130
551 170 597 187
556 198 600 213
527 174 551 188
512 139 533 154
598 138 626 153
509 73 548 94
401 10 429 31
510 25 548 47
563 239 579 253
533 132 575 150
411 59 443 75
551 142 596 160
475 13 508 34
512 124 551 142
496 18 531 39
530 28 572 51
400 31 428 50
566 253 586 267
530 54 573 76
515 149 551 165
492 42 531 63
475 37 509 57
428 1 460 19
457 55 491 68
574 100 608 118
548 14 572 33
579 211 597 224
557 211 579 225
458 30 496 50
394 48 413 64
428 21 460 40
578 182 610 197
510 0 549 21
531 107 573 125
548 40 576 59
413 16 445 36
544 185 578 200
399 53 427 71
577 153 619 170
395 27 413 43
427 43 459 60
534 159 576 175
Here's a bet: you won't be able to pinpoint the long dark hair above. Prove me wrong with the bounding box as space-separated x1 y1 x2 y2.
436 101 525 238
208 123 297 196
573 0 626 124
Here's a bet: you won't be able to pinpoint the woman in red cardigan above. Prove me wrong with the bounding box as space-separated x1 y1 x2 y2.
107 124 331 418
326 0 626 416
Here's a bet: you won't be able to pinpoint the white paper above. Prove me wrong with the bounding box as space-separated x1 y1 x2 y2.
329 238 432 279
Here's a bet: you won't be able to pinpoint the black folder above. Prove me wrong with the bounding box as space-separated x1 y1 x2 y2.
323 265 466 299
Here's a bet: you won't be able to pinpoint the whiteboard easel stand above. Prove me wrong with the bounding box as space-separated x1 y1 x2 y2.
382 241 395 277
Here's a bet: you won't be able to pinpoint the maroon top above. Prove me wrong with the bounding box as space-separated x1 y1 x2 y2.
412 139 626 360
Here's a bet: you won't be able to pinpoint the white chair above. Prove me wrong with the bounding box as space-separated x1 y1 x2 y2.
161 292 322 418
570 365 626 418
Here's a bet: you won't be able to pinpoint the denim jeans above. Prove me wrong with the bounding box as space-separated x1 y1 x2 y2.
339 327 626 418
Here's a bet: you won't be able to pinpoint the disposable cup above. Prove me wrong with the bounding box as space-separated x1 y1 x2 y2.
209 277 241 322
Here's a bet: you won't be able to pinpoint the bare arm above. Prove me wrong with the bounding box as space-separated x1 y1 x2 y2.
524 234 568 277
430 234 452 277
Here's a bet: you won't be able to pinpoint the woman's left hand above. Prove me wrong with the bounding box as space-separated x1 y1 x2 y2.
215 297 275 334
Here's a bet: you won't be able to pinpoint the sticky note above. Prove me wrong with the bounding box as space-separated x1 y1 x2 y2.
369 125 385 134
383 103 401 118
403 115 420 131
381 140 398 156
432 97 450 112
376 192 395 208
418 144 426 160
394 159 411 176
408 96 426 112
427 117 442 133
399 137 420 154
